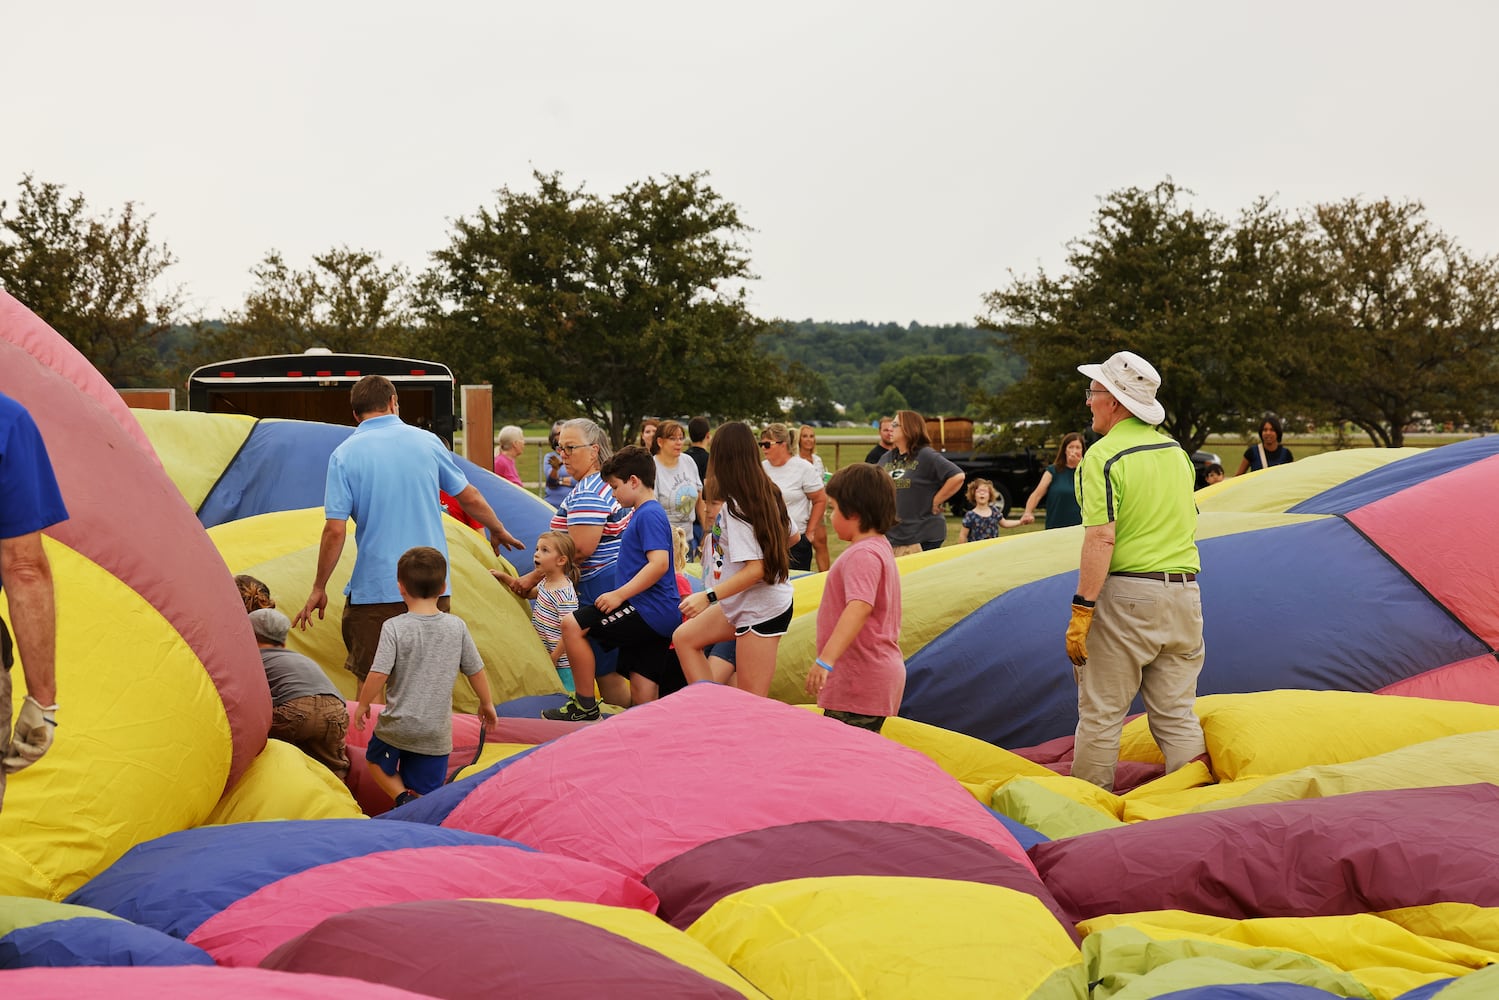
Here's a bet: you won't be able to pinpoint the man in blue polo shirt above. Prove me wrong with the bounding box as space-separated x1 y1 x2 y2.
1065 351 1205 792
1 392 69 808
293 375 524 682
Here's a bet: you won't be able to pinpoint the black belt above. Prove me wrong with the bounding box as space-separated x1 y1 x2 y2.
1110 571 1196 582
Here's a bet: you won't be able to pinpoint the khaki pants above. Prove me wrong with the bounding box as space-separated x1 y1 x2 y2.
271 693 351 781
1073 575 1206 791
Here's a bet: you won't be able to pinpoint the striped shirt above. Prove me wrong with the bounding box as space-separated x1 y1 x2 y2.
532 578 578 670
551 472 631 582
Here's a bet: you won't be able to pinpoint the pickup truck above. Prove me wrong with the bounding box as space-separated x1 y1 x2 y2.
938 442 1221 517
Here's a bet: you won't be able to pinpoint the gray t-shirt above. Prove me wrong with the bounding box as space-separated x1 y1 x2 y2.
370 611 484 756
260 647 343 705
879 447 964 547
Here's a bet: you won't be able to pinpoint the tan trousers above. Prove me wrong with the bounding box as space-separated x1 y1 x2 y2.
1073 575 1206 791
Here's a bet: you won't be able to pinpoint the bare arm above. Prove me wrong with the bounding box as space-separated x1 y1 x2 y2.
1 532 57 706
1076 522 1116 602
294 519 348 630
932 472 967 513
679 559 764 619
596 550 669 612
453 483 522 551
1022 470 1054 524
1235 457 1251 476
806 599 874 696
805 488 827 535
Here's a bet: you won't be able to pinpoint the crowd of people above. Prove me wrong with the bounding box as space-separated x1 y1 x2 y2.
0 363 1296 815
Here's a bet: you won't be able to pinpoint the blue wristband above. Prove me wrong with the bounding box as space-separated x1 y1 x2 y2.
815 658 834 672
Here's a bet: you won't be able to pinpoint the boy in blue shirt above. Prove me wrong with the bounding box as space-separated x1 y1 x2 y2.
542 446 684 721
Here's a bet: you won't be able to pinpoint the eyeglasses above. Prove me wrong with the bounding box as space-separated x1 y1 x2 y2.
759 441 774 449
558 443 593 454
1083 388 1109 402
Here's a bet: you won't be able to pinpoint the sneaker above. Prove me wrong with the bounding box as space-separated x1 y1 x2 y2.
393 790 420 807
541 695 601 722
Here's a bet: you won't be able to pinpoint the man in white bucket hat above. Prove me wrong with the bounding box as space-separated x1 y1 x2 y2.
1066 350 1205 791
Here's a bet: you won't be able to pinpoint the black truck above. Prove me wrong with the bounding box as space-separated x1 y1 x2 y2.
935 435 1222 518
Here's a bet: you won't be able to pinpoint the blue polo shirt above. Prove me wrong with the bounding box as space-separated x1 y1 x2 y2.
0 393 68 555
324 414 469 604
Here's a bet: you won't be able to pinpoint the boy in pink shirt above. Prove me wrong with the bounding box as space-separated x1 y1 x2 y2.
805 463 904 731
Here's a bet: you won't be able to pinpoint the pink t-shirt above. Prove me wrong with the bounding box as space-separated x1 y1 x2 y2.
815 535 905 717
493 452 522 486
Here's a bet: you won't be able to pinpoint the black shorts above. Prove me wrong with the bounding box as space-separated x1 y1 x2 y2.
574 602 681 686
733 601 794 639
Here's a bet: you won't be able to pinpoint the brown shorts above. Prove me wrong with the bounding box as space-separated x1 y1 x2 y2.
271 693 351 781
342 596 450 682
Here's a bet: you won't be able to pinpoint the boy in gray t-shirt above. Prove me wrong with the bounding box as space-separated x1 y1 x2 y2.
353 546 498 806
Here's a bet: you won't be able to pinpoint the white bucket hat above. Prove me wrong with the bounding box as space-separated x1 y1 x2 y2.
1077 351 1165 426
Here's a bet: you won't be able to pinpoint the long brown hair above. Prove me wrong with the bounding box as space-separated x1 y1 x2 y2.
706 421 790 586
1052 432 1085 469
894 409 930 455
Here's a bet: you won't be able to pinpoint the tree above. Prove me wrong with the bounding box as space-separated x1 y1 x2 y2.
872 353 991 415
189 247 412 365
871 384 909 419
414 170 788 445
980 181 1310 452
1293 199 1499 446
0 175 182 386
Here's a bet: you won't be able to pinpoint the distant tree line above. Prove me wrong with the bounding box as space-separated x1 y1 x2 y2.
761 320 1025 423
983 180 1499 449
5 172 1498 449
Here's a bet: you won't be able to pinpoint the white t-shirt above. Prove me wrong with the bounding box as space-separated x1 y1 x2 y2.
707 506 793 628
653 455 703 532
762 456 823 535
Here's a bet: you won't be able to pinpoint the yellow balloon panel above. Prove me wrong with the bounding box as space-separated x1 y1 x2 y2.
205 738 364 825
881 716 1056 805
1197 447 1424 515
0 539 232 899
1080 910 1496 998
133 409 257 512
210 508 563 710
690 876 1085 1000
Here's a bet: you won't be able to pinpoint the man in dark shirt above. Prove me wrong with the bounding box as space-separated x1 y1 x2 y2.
686 416 711 481
865 416 895 463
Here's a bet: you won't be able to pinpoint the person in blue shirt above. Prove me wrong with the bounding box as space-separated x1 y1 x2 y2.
542 446 683 722
0 392 69 801
293 375 523 683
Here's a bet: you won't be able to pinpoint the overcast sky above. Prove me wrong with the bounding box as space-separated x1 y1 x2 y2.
5 1 1497 326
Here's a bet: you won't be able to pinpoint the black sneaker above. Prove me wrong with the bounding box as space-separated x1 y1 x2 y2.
541 695 601 722
393 790 419 807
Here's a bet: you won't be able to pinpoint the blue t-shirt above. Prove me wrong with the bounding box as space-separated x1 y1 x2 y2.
324 414 469 604
0 394 69 586
1243 444 1294 471
616 499 680 637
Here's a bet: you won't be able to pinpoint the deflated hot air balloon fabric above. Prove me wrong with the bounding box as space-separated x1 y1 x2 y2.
0 291 271 901
6 287 1499 995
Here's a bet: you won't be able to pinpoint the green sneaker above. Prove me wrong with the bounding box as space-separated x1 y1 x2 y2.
541 695 601 723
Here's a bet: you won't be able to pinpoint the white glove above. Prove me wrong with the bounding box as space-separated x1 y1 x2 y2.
3 696 58 773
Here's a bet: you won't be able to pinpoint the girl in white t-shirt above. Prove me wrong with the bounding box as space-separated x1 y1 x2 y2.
675 422 794 697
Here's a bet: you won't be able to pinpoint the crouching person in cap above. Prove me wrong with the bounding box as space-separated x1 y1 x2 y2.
1067 351 1206 792
251 608 351 781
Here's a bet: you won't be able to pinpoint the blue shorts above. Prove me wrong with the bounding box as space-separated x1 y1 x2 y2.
365 733 448 795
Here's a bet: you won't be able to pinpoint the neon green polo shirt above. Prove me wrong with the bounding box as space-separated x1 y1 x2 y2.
1078 417 1200 573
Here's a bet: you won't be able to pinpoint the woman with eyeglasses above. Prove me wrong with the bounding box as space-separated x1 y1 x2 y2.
504 417 632 708
877 409 966 557
760 422 826 573
797 424 832 572
651 419 707 561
